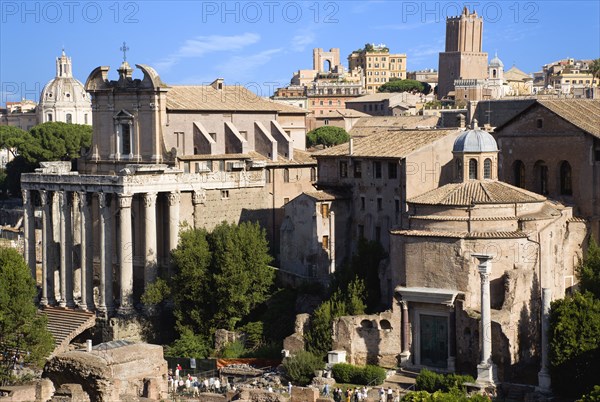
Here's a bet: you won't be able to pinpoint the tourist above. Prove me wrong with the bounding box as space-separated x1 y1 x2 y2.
288 381 292 395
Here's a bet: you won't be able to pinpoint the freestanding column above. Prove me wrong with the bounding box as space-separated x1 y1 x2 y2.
143 193 158 288
79 192 93 310
537 288 552 393
473 254 498 386
39 190 50 306
167 191 181 252
58 192 68 307
118 194 134 314
400 300 411 364
22 189 36 281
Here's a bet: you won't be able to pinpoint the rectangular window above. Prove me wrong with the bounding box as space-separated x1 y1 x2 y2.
339 161 348 178
321 203 329 218
221 190 229 199
373 161 382 178
360 196 365 211
121 123 131 154
284 197 290 204
395 199 400 213
388 162 398 179
353 161 362 178
322 235 329 249
377 197 383 211
284 168 290 183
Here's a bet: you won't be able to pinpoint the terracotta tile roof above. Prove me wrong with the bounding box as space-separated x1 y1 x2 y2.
314 129 460 159
408 180 546 206
537 99 600 138
166 85 307 113
504 66 532 81
409 215 516 222
391 229 528 239
352 115 440 130
345 93 402 103
251 149 317 166
304 189 349 201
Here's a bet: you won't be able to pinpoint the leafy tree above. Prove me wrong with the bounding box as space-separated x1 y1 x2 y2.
0 248 54 385
578 237 600 298
549 291 600 396
164 326 212 359
588 58 600 81
283 351 325 386
306 126 350 148
378 79 430 94
208 222 274 330
0 126 29 159
305 278 366 357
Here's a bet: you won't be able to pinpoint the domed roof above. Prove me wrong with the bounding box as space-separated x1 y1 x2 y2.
39 51 91 107
452 122 498 153
489 53 504 68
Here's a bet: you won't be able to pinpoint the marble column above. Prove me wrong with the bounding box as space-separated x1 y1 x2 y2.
167 191 181 251
473 254 498 386
192 190 204 228
22 189 36 281
143 192 157 287
537 288 552 393
50 192 59 304
78 191 93 310
98 193 113 313
400 301 411 364
63 192 75 307
39 190 50 306
118 194 134 314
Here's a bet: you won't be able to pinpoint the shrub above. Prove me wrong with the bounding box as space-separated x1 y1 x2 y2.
416 369 474 393
331 363 386 385
578 385 600 402
283 351 325 386
220 340 247 358
401 391 432 401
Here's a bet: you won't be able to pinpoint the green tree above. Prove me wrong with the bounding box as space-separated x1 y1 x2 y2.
305 278 366 357
208 222 274 330
0 248 54 385
588 58 600 82
378 79 430 94
306 126 350 148
283 351 325 386
549 291 600 396
578 237 600 298
3 122 92 196
164 326 211 359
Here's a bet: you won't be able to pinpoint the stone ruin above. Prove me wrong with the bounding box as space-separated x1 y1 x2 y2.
42 340 168 402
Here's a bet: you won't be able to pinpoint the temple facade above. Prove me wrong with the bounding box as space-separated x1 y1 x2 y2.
21 61 315 318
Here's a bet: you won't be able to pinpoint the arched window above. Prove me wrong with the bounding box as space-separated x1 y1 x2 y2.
483 158 492 179
468 159 478 179
513 160 525 188
66 113 72 124
455 158 463 181
310 167 317 182
560 161 572 195
283 168 290 183
492 69 497 78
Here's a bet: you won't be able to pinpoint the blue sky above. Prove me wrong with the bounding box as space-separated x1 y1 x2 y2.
1 0 599 104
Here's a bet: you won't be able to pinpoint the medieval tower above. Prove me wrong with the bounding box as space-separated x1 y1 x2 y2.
438 7 488 99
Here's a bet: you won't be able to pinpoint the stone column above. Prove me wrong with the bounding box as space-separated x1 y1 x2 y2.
473 254 498 386
192 190 204 229
64 192 75 307
537 288 552 393
22 189 36 281
39 190 50 306
98 193 114 314
400 301 411 364
143 192 157 287
58 192 67 307
118 194 134 314
50 191 59 304
167 191 181 252
79 191 93 310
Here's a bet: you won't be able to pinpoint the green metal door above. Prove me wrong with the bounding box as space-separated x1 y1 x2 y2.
420 314 448 368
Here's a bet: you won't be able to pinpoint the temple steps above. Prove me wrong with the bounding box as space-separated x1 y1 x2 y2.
39 306 97 355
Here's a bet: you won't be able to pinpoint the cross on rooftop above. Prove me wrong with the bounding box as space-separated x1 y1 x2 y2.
120 41 129 62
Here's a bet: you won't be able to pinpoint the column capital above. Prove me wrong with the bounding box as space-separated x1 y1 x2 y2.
192 190 206 205
22 188 31 203
98 192 110 208
143 192 157 208
118 193 133 209
39 190 48 206
167 191 181 206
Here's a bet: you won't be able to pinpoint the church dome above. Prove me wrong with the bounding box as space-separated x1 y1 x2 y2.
38 50 92 124
489 54 504 68
452 122 498 153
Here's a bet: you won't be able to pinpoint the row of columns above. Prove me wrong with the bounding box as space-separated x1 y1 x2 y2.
22 188 183 315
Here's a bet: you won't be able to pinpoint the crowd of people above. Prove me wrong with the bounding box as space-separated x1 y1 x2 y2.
329 386 402 402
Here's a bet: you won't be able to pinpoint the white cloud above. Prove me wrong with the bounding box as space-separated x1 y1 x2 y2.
154 33 261 71
291 30 316 52
215 48 283 82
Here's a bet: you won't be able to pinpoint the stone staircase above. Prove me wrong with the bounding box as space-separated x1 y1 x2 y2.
40 306 97 355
